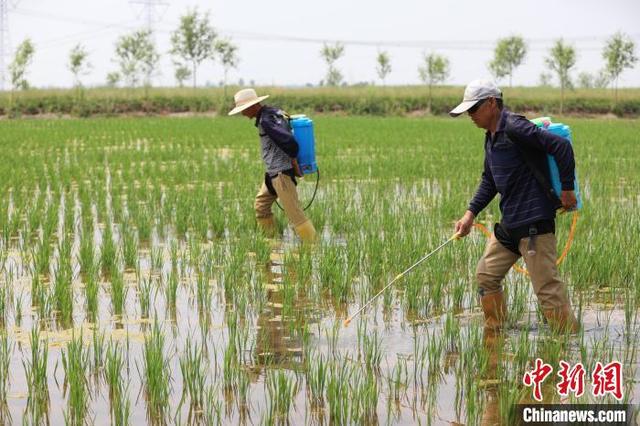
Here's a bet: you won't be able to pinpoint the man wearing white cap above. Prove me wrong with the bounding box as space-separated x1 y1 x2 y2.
451 79 579 334
229 88 317 243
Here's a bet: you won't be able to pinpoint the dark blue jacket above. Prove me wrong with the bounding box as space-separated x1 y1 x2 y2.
468 109 575 228
254 105 299 158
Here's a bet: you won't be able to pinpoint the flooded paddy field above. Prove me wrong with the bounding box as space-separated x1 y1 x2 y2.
0 116 638 425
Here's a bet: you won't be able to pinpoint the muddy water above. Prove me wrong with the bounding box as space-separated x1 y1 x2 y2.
0 233 639 425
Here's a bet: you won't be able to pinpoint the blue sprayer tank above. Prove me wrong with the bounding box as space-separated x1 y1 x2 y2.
531 117 582 210
290 115 318 175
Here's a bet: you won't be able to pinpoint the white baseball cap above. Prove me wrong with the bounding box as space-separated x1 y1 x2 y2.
449 79 502 117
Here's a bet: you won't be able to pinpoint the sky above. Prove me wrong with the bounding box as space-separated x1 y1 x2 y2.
3 0 640 90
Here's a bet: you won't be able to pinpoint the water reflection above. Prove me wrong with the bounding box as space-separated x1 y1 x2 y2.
481 327 503 426
254 246 304 372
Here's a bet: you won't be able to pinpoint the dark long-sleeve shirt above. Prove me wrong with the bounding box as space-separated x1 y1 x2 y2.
255 106 299 158
468 109 575 228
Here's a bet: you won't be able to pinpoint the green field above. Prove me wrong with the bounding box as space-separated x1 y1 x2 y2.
2 85 640 117
0 115 638 424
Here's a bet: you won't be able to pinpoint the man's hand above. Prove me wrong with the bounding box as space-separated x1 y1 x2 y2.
560 190 577 211
454 210 475 237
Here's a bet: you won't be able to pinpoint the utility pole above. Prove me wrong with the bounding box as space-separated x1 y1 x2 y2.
129 0 167 34
0 0 10 90
129 0 166 87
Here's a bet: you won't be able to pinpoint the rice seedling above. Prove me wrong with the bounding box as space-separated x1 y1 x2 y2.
122 221 139 270
222 342 238 396
0 287 6 328
52 258 74 328
150 243 163 271
169 240 179 273
101 220 117 276
61 332 91 425
13 290 24 327
136 206 153 243
110 265 127 317
236 368 251 415
386 356 409 412
85 267 100 322
78 224 96 277
357 322 383 373
326 359 353 424
23 327 50 424
0 332 11 403
203 385 223 426
0 245 7 275
34 279 53 321
32 236 53 277
195 268 212 315
86 327 105 393
165 269 179 318
265 369 298 425
139 275 153 319
105 340 131 425
351 367 379 424
305 352 327 407
177 337 207 421
137 318 171 422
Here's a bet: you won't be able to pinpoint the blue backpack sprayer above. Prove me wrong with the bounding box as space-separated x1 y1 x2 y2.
290 115 318 175
530 117 582 210
275 114 320 211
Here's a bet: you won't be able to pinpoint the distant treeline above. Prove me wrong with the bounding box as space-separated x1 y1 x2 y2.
1 86 639 118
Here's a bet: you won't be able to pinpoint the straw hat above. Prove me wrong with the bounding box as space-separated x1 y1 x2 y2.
228 88 269 116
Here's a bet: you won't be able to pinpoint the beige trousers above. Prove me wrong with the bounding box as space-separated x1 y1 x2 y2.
476 233 570 310
254 173 308 227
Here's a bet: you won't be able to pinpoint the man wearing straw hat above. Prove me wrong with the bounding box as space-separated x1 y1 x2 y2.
229 88 317 243
451 79 579 334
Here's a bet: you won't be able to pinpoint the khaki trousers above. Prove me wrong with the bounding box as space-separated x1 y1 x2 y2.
476 233 570 310
254 173 308 227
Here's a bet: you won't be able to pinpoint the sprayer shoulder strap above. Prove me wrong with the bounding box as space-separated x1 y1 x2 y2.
277 109 293 130
506 127 562 209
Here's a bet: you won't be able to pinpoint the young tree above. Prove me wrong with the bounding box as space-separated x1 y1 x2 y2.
576 70 610 90
320 42 345 86
170 9 217 88
545 39 576 114
538 72 553 87
68 44 91 90
577 72 593 89
174 64 191 88
594 69 611 89
114 29 159 89
376 50 392 85
215 38 239 98
602 32 637 103
9 38 35 90
418 53 450 113
488 36 527 87
106 72 120 88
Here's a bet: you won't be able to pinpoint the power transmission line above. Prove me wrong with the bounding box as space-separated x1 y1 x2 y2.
13 7 137 29
35 21 140 50
12 7 640 52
